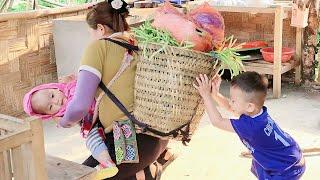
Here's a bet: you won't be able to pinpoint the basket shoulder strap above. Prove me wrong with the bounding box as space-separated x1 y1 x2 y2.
99 81 192 141
98 82 148 129
104 37 138 87
104 38 139 51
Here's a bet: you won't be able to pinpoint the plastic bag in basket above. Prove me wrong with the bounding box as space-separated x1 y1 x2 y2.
188 3 225 47
155 1 184 16
152 3 213 52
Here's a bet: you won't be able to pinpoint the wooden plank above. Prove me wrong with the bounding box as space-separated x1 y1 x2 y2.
281 61 296 74
244 60 296 75
46 155 96 180
0 114 25 124
244 63 271 69
21 143 37 180
294 28 303 84
244 61 273 68
12 146 25 180
273 5 284 98
0 150 12 180
0 130 32 152
29 119 48 180
244 66 273 75
0 115 27 132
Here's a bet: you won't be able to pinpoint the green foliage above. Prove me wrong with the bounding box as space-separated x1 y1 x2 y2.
6 0 93 13
7 1 27 12
38 0 56 8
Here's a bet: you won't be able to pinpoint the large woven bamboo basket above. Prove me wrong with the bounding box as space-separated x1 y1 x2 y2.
133 43 220 141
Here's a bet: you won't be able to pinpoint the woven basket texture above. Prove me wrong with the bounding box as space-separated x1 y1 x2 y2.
134 43 219 140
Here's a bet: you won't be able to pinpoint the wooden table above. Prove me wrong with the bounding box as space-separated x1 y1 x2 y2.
186 2 303 98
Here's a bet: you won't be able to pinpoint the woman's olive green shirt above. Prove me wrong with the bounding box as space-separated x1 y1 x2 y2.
79 39 137 129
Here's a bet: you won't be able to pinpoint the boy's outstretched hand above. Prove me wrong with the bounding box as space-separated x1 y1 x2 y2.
193 74 235 133
193 74 211 98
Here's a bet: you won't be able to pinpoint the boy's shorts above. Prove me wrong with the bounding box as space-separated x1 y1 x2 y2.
251 158 305 180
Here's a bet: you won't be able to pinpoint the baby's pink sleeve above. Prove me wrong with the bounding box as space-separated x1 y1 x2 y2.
59 70 100 128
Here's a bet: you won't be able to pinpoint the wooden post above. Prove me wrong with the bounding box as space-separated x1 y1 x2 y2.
12 146 25 180
295 28 303 84
273 5 284 98
0 150 12 180
28 118 48 180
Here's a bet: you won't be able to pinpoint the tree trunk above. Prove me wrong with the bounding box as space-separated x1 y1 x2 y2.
302 0 319 82
316 62 320 84
317 49 320 83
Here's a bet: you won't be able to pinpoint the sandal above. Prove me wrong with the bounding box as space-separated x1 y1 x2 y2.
96 166 119 179
143 162 162 180
157 148 177 170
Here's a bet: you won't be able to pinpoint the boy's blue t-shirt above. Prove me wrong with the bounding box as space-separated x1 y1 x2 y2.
230 106 302 174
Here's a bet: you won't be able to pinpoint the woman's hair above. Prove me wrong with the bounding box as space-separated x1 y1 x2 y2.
86 1 129 32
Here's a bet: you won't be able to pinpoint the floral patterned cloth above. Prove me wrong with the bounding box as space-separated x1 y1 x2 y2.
113 119 139 164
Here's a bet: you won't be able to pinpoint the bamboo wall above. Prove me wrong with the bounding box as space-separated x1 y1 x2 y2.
0 5 90 117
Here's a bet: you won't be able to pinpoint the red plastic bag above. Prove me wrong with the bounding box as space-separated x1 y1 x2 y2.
152 12 213 52
152 1 212 52
188 3 225 47
155 1 184 16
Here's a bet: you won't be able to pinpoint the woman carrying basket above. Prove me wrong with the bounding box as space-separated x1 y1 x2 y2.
58 1 174 179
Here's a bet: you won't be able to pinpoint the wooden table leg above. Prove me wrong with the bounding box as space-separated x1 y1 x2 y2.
273 5 284 98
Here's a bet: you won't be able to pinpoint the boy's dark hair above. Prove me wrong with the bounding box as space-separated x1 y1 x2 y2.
231 71 268 106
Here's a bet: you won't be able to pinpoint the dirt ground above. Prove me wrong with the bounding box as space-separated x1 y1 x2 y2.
44 82 320 180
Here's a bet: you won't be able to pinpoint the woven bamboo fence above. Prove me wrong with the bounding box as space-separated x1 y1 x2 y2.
0 4 91 117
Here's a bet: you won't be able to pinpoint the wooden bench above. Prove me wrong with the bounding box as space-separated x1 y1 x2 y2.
47 155 96 180
0 114 96 180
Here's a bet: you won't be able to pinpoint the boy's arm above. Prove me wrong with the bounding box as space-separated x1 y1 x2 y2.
203 94 235 133
212 93 240 117
211 76 240 117
194 74 235 133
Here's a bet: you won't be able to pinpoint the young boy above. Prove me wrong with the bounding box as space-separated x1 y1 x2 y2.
193 72 305 179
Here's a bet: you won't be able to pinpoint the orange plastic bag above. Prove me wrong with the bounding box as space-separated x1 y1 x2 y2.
188 3 225 47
